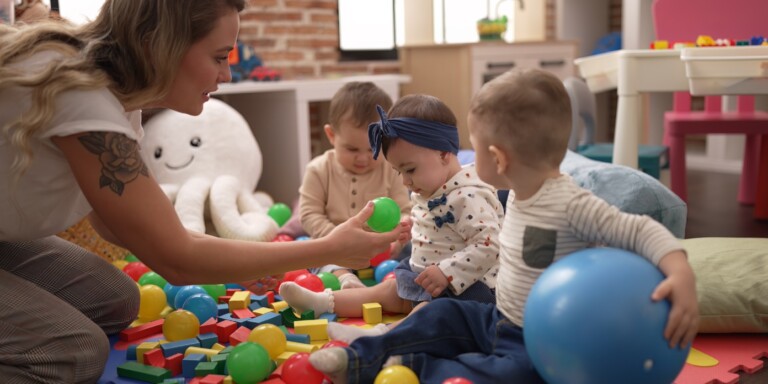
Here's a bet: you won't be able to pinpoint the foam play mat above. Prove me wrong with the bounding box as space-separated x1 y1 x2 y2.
674 333 768 384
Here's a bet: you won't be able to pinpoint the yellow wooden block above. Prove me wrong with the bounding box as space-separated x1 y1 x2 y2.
286 340 319 353
223 376 234 384
270 300 289 313
293 319 329 341
253 307 273 316
211 343 227 351
136 341 160 364
276 351 296 365
357 268 374 280
184 346 220 360
362 302 383 324
228 291 251 311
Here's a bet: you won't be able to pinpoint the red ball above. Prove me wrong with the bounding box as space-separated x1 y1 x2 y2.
123 262 151 282
272 234 294 242
383 271 396 281
283 269 309 282
369 248 391 267
443 378 474 384
281 352 325 384
322 339 349 349
293 273 325 292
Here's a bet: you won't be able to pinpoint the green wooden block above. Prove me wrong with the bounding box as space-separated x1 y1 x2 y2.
117 361 172 383
195 360 223 376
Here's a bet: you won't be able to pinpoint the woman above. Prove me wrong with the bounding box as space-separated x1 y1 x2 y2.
0 0 407 381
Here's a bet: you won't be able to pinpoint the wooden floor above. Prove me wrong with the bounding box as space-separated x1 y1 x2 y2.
683 169 768 239
682 170 768 384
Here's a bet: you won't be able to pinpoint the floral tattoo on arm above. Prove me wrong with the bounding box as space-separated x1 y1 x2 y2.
78 132 149 196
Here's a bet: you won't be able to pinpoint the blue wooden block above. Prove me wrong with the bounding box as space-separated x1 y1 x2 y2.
197 333 219 349
217 303 230 316
217 313 249 325
245 312 281 329
250 294 269 307
319 312 338 323
182 353 207 378
160 338 200 357
285 332 310 344
125 344 137 361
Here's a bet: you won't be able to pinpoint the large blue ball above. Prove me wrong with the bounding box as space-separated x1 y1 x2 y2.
182 293 219 323
173 285 209 310
523 248 689 384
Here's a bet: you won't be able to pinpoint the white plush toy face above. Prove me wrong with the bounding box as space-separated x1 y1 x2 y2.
141 98 262 189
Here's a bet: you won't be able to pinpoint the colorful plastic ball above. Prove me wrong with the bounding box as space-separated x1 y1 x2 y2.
124 254 140 262
138 284 167 322
247 324 287 359
317 272 341 291
226 342 271 384
370 247 391 267
382 271 396 281
374 259 399 283
267 203 292 227
163 283 183 308
111 259 129 271
162 309 200 341
201 284 227 301
122 262 151 282
281 352 325 384
366 197 401 233
523 248 689 384
283 269 309 282
272 233 294 242
295 235 310 241
138 271 167 289
321 339 349 349
294 273 325 292
374 365 419 384
443 378 474 384
173 285 209 310
181 293 218 323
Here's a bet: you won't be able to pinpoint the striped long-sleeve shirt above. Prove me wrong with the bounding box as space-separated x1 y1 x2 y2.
497 174 683 327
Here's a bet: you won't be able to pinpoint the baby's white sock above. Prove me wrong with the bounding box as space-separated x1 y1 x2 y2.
338 272 366 289
383 355 403 368
328 322 389 344
309 347 349 384
278 282 333 317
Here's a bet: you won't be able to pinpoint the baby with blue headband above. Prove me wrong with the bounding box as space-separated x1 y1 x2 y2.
279 94 504 342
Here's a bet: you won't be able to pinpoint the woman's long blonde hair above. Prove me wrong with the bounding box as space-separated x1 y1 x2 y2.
0 0 244 186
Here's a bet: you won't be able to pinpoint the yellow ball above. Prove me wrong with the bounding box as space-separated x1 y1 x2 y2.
162 309 200 341
248 323 287 359
138 285 167 322
112 259 129 270
374 365 420 384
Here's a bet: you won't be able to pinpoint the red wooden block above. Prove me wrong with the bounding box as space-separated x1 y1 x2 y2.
119 319 164 342
266 291 275 305
228 326 251 347
200 374 226 384
165 353 183 376
188 378 202 384
225 288 240 296
215 320 237 344
217 295 232 304
144 348 166 368
674 334 768 384
199 318 217 334
231 308 255 319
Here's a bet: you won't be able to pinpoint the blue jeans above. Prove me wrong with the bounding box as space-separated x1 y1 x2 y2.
342 299 545 384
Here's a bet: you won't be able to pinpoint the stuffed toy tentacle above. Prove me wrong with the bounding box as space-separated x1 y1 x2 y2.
174 177 212 233
210 175 278 242
238 190 268 213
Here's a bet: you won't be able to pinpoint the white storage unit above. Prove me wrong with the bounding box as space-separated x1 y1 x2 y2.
399 41 577 148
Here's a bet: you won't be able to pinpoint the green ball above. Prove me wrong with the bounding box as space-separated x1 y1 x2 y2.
124 254 140 263
226 342 271 384
201 284 227 300
138 271 167 289
267 203 292 227
367 197 400 233
317 272 341 291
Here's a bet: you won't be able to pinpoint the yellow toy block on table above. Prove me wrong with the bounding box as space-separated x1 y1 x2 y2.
293 319 328 341
228 291 251 311
363 303 382 324
253 307 273 316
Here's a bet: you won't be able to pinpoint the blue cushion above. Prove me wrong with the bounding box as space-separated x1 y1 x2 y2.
457 150 687 238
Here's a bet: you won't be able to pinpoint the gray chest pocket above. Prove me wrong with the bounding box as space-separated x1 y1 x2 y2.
522 226 557 269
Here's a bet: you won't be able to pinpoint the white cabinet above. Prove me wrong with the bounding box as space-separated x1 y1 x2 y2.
400 41 577 148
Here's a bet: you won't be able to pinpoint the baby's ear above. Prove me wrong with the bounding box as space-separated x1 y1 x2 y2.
323 124 335 145
488 145 508 174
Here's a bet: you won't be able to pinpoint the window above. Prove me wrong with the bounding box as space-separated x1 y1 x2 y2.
337 0 399 61
54 0 105 25
434 0 515 44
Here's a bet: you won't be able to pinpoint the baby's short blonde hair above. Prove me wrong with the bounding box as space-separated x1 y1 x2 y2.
469 69 572 169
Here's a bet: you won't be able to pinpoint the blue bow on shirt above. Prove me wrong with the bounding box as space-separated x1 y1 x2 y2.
433 211 455 228
427 194 447 211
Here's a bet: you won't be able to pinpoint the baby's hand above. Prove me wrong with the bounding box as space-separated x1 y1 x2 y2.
653 250 699 349
414 265 449 297
239 275 282 295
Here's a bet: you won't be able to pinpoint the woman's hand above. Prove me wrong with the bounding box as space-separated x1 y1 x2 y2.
324 201 409 269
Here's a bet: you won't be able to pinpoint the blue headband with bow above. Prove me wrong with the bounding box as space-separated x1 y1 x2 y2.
368 105 460 160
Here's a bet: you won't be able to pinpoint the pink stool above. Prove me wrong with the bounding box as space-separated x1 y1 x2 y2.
664 93 768 210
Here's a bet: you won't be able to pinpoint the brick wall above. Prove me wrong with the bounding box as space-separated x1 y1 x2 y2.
239 0 400 79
